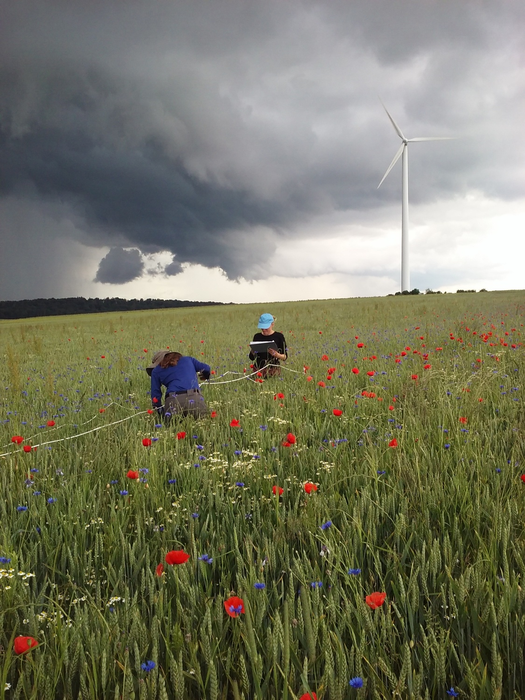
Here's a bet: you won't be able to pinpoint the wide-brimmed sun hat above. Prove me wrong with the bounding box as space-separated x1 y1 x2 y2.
146 350 170 376
258 313 275 329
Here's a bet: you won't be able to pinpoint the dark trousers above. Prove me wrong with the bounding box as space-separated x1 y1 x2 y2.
164 389 209 419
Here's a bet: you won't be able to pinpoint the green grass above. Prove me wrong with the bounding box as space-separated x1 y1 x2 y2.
0 291 523 699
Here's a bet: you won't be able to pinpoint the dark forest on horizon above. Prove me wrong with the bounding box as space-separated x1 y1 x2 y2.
0 297 228 320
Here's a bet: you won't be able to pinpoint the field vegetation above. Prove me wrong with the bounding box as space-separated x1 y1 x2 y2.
0 291 523 699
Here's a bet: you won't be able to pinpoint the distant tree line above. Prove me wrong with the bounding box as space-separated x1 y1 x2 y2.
0 297 228 320
388 288 489 297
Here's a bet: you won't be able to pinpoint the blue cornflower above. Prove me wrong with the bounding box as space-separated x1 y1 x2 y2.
168 478 177 484
310 581 322 588
229 604 243 615
377 470 386 475
0 556 11 564
259 425 267 430
444 444 450 449
47 498 56 504
320 520 332 530
254 582 266 589
139 468 149 473
235 482 245 487
349 676 364 688
119 490 129 496
30 468 39 473
33 491 41 496
348 568 361 575
110 479 118 484
234 450 242 456
446 689 458 698
17 505 28 512
191 513 199 518
496 468 501 473
198 456 206 461
155 424 162 428
141 660 156 672
198 554 213 564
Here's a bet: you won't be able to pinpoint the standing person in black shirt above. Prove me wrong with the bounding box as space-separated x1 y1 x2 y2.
249 313 288 377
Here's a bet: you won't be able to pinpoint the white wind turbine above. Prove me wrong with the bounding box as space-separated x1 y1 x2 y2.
378 103 454 292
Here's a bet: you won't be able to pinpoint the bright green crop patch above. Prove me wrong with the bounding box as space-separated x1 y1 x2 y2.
0 291 523 699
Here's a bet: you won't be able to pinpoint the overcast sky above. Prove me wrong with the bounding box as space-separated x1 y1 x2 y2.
1 0 524 303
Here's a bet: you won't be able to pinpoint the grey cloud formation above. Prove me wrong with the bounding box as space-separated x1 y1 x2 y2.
94 247 144 284
1 0 524 300
164 258 184 277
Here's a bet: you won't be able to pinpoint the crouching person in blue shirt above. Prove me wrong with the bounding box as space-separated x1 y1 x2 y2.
147 350 210 419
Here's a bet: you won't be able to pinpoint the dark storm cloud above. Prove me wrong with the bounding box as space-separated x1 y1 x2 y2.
165 258 184 277
1 0 524 296
94 247 144 284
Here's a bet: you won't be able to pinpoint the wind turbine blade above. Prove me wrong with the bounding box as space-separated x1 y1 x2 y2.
377 143 404 188
380 101 406 141
408 136 456 142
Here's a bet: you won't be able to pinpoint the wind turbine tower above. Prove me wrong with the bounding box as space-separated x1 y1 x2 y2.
378 104 454 292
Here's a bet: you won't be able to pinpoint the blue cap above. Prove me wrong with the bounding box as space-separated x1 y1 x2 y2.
258 313 275 329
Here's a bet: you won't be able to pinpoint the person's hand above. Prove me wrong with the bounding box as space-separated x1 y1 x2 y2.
199 370 211 381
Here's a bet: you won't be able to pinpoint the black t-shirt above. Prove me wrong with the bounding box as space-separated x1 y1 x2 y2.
249 331 287 369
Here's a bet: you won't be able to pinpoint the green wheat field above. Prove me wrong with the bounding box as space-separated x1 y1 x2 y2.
0 291 524 700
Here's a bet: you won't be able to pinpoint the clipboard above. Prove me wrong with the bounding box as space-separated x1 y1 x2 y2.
250 340 278 354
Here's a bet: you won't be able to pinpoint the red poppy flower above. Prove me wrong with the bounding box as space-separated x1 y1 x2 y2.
351 367 359 374
388 438 398 448
142 438 152 447
127 470 139 480
367 370 374 376
11 436 23 444
274 392 285 400
153 397 159 403
272 485 284 496
224 595 245 618
147 409 154 414
318 381 326 387
326 375 332 380
99 408 105 413
23 445 32 453
304 482 318 494
366 592 386 609
307 376 313 382
14 636 38 655
321 354 329 360
328 367 336 374
177 431 186 440
230 419 240 427
459 417 468 424
332 409 343 416
388 405 394 411
423 364 431 370
411 374 418 380
47 420 55 427
156 563 164 576
211 411 217 418
100 355 105 359
299 694 317 700
165 550 190 565
357 343 364 348
286 433 296 444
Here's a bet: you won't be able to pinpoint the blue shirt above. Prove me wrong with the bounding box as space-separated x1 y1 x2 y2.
150 356 210 406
